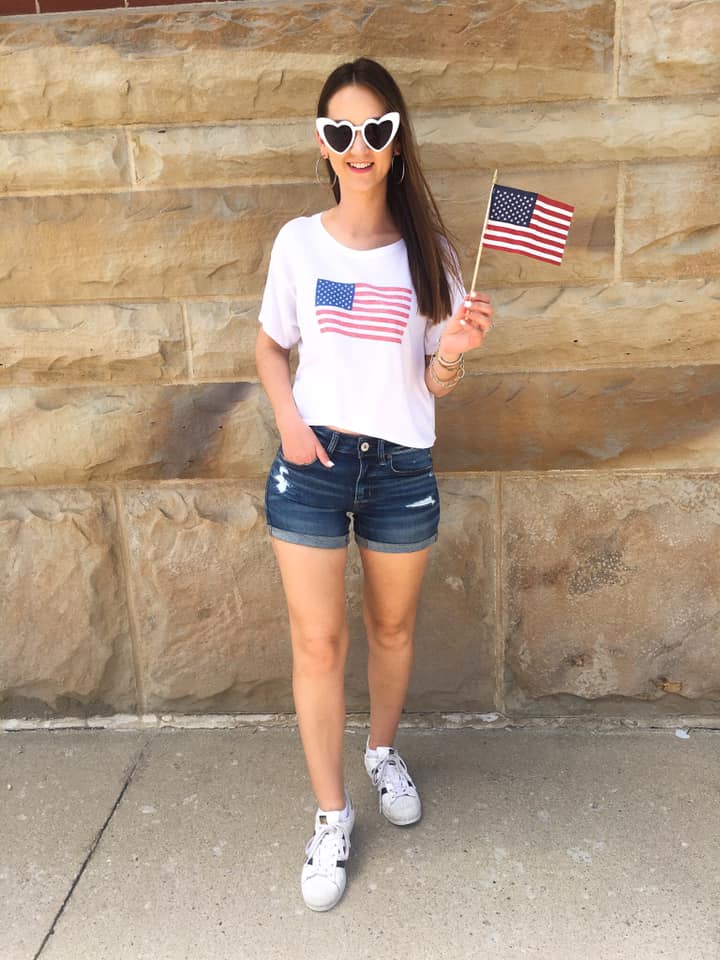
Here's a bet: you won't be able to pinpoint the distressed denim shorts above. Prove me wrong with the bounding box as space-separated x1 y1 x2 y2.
265 426 440 553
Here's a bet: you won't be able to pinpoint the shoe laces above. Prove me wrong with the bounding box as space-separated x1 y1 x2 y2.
304 820 351 878
370 750 415 809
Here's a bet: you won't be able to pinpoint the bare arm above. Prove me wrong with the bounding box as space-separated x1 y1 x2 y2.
255 328 333 467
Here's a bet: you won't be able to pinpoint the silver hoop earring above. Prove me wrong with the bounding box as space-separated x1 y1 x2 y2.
392 154 405 184
315 156 338 188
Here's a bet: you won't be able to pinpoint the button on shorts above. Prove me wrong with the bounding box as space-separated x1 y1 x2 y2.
265 426 440 553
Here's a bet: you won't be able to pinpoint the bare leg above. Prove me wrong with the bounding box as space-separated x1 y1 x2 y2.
272 539 348 811
360 546 431 749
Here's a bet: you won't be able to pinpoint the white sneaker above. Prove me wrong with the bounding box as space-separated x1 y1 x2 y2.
300 798 355 912
364 745 422 826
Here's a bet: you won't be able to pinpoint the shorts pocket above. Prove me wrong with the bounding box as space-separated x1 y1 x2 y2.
388 446 433 476
277 449 318 470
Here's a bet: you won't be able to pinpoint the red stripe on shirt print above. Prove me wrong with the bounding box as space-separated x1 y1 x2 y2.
315 279 412 344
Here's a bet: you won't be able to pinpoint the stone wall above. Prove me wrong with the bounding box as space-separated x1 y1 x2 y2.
1 0 719 721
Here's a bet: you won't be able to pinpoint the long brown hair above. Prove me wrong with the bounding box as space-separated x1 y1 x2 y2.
316 58 461 325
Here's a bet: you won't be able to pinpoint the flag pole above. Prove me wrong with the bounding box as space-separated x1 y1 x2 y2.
468 168 498 296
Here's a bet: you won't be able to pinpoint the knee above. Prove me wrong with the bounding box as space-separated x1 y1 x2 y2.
292 630 348 675
366 617 414 652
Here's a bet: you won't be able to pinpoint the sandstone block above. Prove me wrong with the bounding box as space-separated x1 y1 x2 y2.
0 487 136 717
502 474 720 713
0 1 613 133
345 475 497 712
620 0 720 97
186 300 259 382
0 186 318 305
122 480 293 713
131 122 311 189
433 167 615 287
0 130 129 195
476 280 720 373
623 160 720 281
0 383 278 486
417 99 720 171
0 302 186 385
434 365 720 473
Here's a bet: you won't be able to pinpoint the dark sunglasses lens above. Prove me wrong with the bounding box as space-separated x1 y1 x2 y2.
364 118 394 150
323 123 353 153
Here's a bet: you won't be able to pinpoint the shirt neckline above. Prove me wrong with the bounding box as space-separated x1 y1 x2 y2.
314 212 405 256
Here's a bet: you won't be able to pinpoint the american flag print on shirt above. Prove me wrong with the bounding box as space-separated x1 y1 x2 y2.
315 279 412 344
482 184 574 265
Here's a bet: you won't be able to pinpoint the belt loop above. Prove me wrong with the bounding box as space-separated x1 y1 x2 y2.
377 438 385 461
326 431 339 456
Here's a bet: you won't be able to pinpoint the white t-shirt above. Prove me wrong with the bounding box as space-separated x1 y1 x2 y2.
258 212 465 448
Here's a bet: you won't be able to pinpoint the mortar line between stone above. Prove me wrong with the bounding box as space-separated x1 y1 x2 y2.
32 735 153 959
613 0 624 101
614 162 626 282
494 473 506 715
181 302 195 381
124 127 137 188
113 485 147 715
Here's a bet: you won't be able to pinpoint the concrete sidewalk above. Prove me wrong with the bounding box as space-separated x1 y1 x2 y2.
2 723 719 960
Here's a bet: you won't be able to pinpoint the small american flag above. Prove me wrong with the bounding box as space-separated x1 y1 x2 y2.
315 279 412 344
482 184 574 265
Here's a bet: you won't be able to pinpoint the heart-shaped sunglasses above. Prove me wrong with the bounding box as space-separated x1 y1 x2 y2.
315 111 400 155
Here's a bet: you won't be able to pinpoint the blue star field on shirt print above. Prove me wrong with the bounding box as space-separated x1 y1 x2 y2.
315 278 412 344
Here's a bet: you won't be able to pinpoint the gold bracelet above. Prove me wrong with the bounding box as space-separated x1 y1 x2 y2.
431 350 465 378
436 351 464 369
428 354 465 388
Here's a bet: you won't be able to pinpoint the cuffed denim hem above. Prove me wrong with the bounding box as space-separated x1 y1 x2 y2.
354 531 438 554
268 525 349 550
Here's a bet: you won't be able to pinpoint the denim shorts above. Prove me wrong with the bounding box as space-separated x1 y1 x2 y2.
265 426 440 553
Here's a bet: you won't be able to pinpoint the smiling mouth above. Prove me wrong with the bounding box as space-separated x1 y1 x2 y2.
348 161 373 170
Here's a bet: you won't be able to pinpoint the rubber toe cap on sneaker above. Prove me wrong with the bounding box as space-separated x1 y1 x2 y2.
301 872 346 912
383 793 422 826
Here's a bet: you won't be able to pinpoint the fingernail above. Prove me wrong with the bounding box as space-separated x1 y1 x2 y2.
463 300 472 308
460 318 466 326
326 460 335 468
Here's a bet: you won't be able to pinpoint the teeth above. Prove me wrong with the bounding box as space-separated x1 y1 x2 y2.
349 162 372 168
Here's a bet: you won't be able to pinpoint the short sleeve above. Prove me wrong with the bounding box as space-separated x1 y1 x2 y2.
258 225 300 349
423 257 466 354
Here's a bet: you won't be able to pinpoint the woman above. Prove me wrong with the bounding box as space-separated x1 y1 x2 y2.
255 57 493 911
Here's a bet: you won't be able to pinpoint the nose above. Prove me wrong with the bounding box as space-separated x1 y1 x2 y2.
347 129 368 154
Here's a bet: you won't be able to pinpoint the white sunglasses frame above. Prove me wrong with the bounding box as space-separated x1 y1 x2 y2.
315 111 400 156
